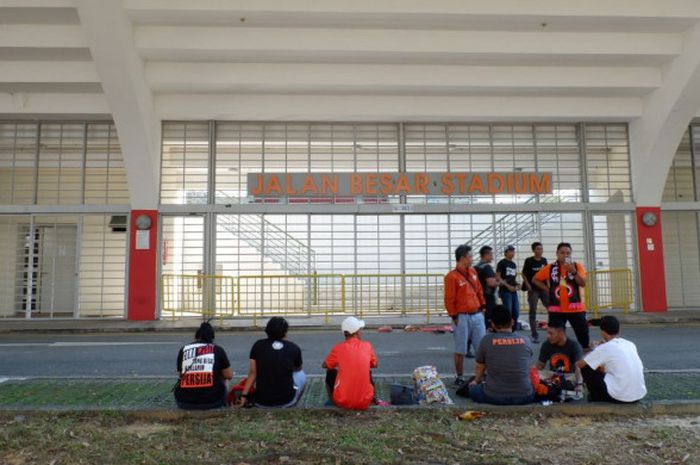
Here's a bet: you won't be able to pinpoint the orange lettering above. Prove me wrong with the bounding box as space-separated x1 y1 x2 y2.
350 174 363 195
380 173 394 195
250 174 264 195
441 173 454 195
264 175 282 195
321 175 338 195
531 173 551 194
366 173 378 195
506 173 514 193
300 175 318 195
455 173 467 194
285 174 297 195
395 174 411 194
514 174 528 194
488 173 505 194
468 175 485 193
414 173 429 194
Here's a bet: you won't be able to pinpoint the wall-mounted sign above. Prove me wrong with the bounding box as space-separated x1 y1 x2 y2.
248 172 552 197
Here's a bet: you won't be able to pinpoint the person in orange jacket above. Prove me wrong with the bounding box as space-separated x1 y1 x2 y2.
444 244 486 387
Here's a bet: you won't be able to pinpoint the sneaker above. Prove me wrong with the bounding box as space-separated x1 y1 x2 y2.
466 350 475 358
453 376 465 387
531 335 540 343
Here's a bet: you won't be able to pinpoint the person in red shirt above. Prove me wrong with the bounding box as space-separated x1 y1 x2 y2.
322 316 378 410
532 242 589 350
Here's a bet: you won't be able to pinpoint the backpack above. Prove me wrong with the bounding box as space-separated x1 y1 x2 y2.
412 366 453 405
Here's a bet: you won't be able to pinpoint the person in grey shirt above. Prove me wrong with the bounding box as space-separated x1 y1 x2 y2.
468 304 535 405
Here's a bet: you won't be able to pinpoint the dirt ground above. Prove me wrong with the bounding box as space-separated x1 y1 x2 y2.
1 410 699 465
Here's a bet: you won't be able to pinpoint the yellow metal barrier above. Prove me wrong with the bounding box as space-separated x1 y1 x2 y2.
162 269 633 324
161 274 236 322
236 273 345 326
584 269 634 317
234 272 443 325
344 273 444 323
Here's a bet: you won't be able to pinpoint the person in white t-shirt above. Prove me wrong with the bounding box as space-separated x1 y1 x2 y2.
575 315 646 403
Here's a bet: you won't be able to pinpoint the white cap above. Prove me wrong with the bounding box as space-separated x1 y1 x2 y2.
341 316 365 334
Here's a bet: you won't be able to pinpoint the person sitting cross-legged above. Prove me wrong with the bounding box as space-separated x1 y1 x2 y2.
575 315 646 403
468 305 535 405
322 316 378 411
532 320 584 399
174 322 233 410
238 317 306 408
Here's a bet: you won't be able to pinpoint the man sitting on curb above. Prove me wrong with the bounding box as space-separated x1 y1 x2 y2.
322 316 379 410
533 320 583 399
575 315 646 403
468 305 535 405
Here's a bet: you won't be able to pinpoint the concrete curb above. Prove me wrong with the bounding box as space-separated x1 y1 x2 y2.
3 400 700 418
2 311 700 334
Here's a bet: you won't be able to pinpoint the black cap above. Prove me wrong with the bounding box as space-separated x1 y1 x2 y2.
504 244 515 252
590 316 620 335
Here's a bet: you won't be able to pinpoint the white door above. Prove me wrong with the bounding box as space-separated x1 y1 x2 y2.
37 225 77 316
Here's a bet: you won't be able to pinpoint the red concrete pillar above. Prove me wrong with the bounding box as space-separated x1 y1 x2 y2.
127 209 158 320
635 207 667 312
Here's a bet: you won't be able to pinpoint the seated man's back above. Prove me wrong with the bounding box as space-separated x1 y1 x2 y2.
468 304 534 405
324 317 378 410
478 332 533 398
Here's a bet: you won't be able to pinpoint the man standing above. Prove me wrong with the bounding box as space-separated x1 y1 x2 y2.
468 304 534 405
475 245 499 322
496 245 520 332
575 316 646 403
323 316 378 410
444 244 486 386
532 242 590 350
521 242 548 343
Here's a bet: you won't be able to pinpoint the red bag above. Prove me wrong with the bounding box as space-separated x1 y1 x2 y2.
226 378 255 406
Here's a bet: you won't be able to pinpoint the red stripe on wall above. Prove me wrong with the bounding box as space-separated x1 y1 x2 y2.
127 210 158 320
636 207 667 312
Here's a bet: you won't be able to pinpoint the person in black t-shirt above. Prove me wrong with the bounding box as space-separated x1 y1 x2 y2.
239 317 305 408
475 245 499 319
496 245 520 332
174 322 233 410
521 241 549 343
533 320 584 397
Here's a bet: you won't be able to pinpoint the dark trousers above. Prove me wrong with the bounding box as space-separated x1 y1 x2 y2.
548 311 590 349
326 369 375 399
581 365 627 403
499 289 519 331
527 288 548 338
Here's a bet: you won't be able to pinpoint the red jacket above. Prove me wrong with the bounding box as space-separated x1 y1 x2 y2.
444 267 485 317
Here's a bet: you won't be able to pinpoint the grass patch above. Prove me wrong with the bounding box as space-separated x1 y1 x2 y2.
0 410 698 465
0 373 699 411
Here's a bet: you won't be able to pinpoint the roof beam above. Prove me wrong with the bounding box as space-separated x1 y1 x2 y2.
135 27 681 66
630 22 700 206
156 94 642 122
76 0 159 209
0 61 99 83
0 92 108 114
125 0 700 20
0 25 86 48
147 62 660 96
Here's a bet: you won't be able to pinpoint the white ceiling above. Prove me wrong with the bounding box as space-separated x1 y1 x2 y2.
2 0 700 207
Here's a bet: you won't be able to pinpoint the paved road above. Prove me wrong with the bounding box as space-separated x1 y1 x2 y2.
0 324 698 378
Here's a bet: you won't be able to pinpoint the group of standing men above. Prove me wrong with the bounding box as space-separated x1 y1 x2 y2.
444 241 646 405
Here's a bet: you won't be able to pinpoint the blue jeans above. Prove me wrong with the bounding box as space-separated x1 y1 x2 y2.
499 289 520 330
255 370 307 408
453 312 486 355
468 383 534 406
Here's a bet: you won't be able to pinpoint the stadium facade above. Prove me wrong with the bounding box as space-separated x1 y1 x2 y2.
2 1 700 321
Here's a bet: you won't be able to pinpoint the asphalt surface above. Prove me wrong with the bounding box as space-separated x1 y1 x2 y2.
0 324 698 378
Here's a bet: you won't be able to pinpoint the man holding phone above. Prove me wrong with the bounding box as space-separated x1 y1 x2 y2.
532 242 589 350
